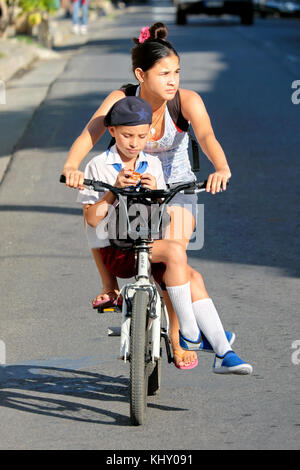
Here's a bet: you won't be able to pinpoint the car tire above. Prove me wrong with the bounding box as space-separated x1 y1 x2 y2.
240 7 254 25
176 6 187 25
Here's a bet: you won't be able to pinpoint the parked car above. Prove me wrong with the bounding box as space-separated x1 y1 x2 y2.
278 0 300 16
174 0 254 25
253 0 279 17
254 0 300 17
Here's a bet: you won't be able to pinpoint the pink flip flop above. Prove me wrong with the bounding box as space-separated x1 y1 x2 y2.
92 291 122 310
173 350 198 370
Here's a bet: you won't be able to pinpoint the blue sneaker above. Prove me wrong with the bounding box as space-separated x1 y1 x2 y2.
178 330 203 350
179 330 235 353
213 351 253 375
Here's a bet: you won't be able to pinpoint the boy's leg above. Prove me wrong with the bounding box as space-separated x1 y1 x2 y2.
91 248 119 305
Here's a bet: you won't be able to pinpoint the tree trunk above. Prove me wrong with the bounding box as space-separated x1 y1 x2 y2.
0 0 9 36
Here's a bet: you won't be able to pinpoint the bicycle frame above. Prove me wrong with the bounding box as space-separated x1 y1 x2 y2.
119 239 170 364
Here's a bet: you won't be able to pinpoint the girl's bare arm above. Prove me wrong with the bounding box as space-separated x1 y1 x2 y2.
63 89 126 188
180 89 231 194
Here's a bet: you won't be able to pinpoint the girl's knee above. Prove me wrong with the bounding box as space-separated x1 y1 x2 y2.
188 267 205 286
165 241 187 265
188 267 209 299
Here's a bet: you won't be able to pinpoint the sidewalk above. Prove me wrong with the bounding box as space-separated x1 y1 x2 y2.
0 6 125 184
0 10 88 83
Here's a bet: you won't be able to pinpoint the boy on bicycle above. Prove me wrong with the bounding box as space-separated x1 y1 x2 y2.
77 96 253 375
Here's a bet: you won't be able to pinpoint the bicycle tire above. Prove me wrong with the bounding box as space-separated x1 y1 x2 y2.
130 290 150 426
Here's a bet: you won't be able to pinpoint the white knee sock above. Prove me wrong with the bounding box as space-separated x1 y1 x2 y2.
166 282 200 342
192 298 232 357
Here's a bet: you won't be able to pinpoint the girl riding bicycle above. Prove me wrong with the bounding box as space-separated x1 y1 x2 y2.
77 96 252 375
62 22 241 370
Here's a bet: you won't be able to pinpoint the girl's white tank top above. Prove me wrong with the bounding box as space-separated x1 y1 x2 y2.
136 88 196 184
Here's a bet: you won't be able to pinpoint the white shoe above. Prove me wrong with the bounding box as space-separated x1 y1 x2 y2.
72 24 80 35
80 25 88 35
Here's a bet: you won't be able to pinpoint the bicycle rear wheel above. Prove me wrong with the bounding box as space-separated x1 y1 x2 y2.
130 290 150 426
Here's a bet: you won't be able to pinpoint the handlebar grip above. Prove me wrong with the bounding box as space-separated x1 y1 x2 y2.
196 180 208 190
59 175 92 186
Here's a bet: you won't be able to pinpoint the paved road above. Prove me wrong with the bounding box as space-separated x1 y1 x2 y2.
0 2 299 450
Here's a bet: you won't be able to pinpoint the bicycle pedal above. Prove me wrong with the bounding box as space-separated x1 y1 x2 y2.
108 327 121 337
97 306 122 314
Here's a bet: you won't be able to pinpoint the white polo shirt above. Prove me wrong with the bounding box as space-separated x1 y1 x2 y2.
77 144 167 248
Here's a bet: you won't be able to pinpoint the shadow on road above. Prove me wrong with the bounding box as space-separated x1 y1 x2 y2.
0 365 186 426
0 204 82 216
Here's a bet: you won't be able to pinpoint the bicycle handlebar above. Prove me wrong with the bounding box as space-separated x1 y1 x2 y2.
59 175 209 201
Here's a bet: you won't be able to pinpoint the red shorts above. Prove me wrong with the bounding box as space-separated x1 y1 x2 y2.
99 246 166 289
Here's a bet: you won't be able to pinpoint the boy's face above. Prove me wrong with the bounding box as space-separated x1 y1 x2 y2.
108 124 150 161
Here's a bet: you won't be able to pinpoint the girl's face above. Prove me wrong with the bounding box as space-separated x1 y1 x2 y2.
139 53 181 102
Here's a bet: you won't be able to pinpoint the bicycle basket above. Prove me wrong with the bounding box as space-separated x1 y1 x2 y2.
108 196 170 250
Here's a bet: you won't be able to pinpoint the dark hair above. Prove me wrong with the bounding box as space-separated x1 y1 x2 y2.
131 22 179 75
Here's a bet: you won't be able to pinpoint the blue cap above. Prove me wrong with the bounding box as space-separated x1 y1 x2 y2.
104 96 152 127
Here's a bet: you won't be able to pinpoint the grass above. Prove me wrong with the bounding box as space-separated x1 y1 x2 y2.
15 34 45 48
15 34 37 45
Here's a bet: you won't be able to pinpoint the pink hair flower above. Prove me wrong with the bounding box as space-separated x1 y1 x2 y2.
139 26 150 44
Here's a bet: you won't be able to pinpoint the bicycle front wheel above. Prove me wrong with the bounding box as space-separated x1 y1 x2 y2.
130 290 150 426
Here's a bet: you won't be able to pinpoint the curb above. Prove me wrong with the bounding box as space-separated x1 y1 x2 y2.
0 39 61 83
0 57 68 185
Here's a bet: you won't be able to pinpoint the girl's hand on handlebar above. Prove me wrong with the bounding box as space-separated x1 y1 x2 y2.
206 169 231 194
114 169 138 188
140 173 157 190
63 167 85 190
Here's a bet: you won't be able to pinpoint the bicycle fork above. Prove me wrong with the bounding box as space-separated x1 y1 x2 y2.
119 282 161 362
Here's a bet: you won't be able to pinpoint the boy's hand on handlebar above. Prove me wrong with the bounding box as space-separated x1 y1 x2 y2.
63 167 85 190
140 173 157 190
114 169 138 188
206 169 231 194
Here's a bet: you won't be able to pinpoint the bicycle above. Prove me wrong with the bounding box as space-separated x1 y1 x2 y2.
60 175 207 425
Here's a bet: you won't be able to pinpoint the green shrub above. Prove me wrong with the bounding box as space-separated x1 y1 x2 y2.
19 0 57 13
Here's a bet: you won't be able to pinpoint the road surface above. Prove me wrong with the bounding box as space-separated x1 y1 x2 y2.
0 1 299 450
